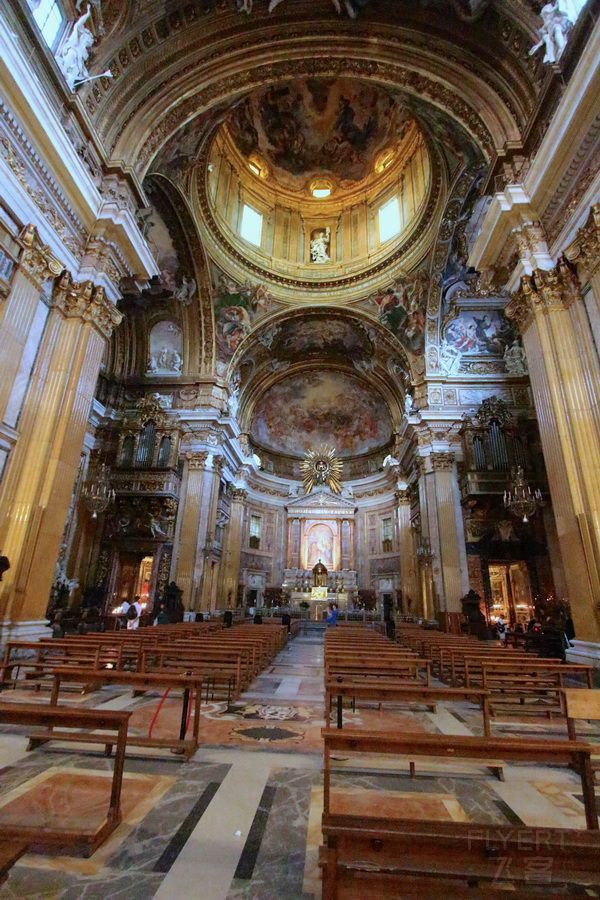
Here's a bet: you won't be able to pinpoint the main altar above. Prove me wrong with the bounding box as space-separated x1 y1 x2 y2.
283 485 357 619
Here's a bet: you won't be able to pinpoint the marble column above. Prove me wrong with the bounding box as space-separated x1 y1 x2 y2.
0 273 122 637
218 488 247 608
507 251 600 644
396 489 418 612
418 452 469 616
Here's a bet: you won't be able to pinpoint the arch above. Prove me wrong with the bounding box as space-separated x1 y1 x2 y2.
86 8 538 177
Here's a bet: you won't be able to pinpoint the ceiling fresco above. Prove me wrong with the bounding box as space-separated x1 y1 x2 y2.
211 265 280 360
226 78 413 192
250 370 393 458
271 316 373 361
362 269 430 356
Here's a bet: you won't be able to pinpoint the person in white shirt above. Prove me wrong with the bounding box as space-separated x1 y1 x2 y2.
126 597 143 630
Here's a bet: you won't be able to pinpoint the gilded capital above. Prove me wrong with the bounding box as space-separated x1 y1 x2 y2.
571 204 600 279
430 451 455 471
52 273 123 339
231 487 248 501
185 451 209 470
19 224 63 288
395 489 411 504
506 288 533 335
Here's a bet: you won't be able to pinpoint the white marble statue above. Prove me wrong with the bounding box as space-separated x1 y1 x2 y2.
383 454 400 469
310 227 331 264
404 393 414 415
56 6 95 90
148 346 182 374
173 276 196 306
503 339 528 375
529 2 572 64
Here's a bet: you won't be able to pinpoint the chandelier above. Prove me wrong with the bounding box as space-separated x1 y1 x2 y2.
81 463 115 519
504 466 543 523
416 536 434 564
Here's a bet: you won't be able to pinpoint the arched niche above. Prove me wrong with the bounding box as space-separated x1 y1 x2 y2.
147 321 183 375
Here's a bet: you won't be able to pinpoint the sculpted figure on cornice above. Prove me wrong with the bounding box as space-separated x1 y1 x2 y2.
56 7 95 90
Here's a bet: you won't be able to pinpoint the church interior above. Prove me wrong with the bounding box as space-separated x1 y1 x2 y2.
0 0 599 896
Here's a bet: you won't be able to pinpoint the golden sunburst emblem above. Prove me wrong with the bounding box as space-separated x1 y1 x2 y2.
300 445 343 495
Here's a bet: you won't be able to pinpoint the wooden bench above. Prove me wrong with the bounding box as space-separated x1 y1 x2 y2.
479 662 594 718
0 703 130 855
0 841 28 887
563 687 600 778
30 668 203 760
322 728 599 829
325 678 492 738
320 728 600 897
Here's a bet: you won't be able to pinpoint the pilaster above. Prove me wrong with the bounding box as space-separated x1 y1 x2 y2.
0 271 122 634
218 488 247 608
396 488 418 613
506 253 600 642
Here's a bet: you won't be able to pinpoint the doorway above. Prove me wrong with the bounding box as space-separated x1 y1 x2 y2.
488 561 533 626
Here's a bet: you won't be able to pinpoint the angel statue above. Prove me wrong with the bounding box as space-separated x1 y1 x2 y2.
56 6 95 89
173 276 196 306
529 2 572 64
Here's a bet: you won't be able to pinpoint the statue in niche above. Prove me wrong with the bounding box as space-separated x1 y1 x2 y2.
503 340 528 375
310 227 331 264
56 6 95 90
148 346 182 373
529 2 572 64
313 559 328 588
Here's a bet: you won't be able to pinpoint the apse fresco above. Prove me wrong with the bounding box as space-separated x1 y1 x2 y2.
443 310 515 355
228 78 412 192
366 270 429 355
212 267 275 359
250 370 392 458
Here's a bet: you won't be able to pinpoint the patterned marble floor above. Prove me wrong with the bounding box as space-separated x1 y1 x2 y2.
0 631 599 899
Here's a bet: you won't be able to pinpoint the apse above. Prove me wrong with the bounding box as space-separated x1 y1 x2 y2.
249 369 393 459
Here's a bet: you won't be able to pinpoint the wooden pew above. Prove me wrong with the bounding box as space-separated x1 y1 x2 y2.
0 703 130 855
320 728 600 898
563 687 600 777
0 842 27 887
479 662 594 718
325 678 492 737
29 668 204 760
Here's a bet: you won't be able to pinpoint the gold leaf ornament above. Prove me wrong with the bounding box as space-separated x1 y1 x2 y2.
300 446 343 495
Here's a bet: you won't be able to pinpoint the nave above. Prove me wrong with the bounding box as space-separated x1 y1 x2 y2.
0 621 599 898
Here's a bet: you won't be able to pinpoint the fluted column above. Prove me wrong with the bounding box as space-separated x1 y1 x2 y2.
396 489 418 612
418 452 469 616
172 451 209 609
0 226 63 474
506 251 600 642
0 273 122 636
200 455 224 611
218 488 247 608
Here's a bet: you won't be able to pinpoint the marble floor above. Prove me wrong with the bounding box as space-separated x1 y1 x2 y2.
0 631 599 899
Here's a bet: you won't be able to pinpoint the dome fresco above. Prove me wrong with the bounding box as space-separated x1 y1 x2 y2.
227 77 413 193
250 369 393 458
